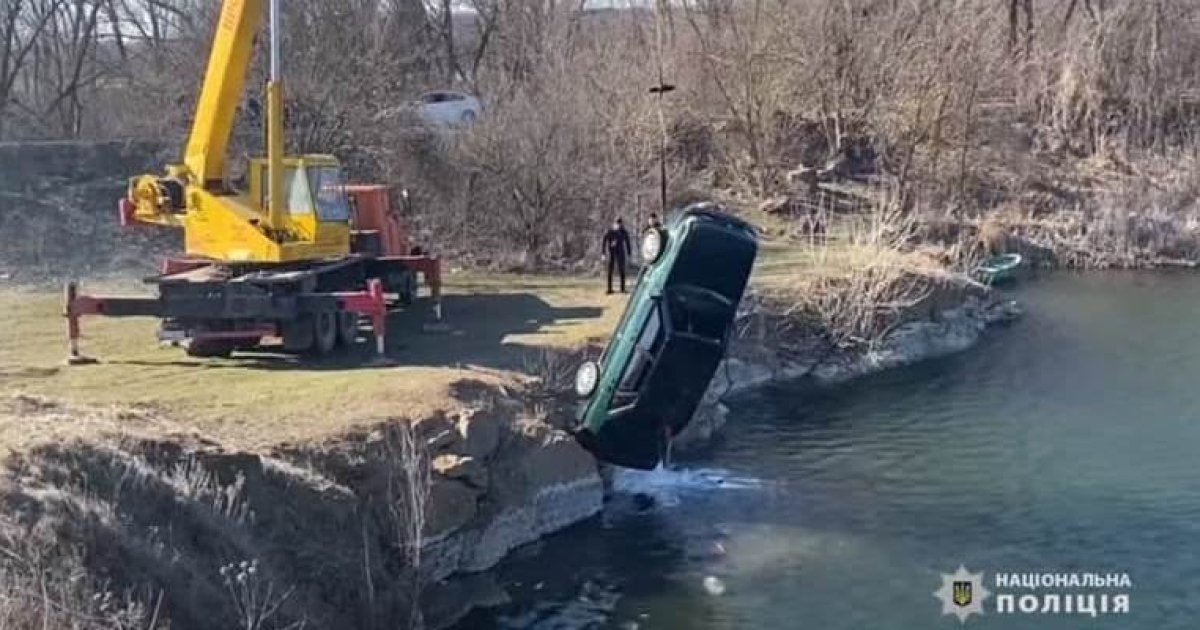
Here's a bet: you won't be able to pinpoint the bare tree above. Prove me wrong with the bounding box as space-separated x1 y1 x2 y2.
0 0 61 138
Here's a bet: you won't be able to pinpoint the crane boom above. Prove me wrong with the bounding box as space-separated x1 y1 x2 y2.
119 0 351 263
184 0 261 187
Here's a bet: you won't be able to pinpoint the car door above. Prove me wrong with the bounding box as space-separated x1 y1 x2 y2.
649 285 731 433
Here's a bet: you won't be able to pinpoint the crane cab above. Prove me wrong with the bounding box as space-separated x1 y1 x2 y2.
178 154 354 263
247 153 351 227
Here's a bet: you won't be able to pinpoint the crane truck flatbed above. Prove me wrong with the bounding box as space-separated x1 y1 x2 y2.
66 249 441 361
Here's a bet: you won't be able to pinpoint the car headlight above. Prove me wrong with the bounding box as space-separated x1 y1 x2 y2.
575 360 600 397
642 228 665 264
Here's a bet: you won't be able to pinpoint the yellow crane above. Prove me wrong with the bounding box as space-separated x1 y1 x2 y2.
122 0 349 262
65 0 441 361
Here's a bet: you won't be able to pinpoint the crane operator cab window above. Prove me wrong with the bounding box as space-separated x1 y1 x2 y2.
256 161 351 223
308 166 351 222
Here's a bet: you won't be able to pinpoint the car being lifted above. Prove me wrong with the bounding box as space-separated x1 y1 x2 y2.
573 202 758 470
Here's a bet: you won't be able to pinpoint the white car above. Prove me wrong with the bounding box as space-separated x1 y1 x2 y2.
415 90 482 126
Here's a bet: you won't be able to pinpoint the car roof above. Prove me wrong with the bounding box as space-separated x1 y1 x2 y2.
675 202 756 233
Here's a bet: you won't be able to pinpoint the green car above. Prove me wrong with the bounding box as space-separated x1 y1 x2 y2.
573 202 758 469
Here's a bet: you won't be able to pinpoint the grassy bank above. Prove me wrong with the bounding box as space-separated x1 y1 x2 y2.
0 272 626 453
0 227 997 628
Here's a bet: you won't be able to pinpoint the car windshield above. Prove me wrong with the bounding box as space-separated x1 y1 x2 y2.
307 166 351 222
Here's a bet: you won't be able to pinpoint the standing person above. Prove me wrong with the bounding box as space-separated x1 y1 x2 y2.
603 217 632 294
646 213 663 233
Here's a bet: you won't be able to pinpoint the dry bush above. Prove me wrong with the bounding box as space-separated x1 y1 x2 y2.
978 215 1013 256
217 559 302 630
1031 0 1200 155
762 200 955 348
5 0 1200 271
0 530 161 629
408 8 663 270
382 422 431 630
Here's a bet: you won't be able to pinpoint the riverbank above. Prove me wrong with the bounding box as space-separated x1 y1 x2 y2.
0 274 621 629
470 271 1200 630
674 275 1022 453
0 259 1019 628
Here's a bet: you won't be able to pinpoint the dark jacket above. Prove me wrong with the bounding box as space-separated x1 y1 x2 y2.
604 226 631 259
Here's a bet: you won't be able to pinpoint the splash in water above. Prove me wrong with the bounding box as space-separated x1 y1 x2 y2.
612 465 764 507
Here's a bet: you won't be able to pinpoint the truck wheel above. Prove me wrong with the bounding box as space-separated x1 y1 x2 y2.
313 310 338 354
337 311 359 346
282 316 315 353
400 274 418 306
185 339 234 358
388 270 418 306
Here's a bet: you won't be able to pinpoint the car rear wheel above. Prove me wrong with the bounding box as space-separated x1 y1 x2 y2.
575 360 600 397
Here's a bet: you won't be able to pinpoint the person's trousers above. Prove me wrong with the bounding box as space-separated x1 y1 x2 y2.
607 254 627 292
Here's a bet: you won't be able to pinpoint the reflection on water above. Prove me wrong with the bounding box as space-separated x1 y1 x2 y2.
461 273 1200 630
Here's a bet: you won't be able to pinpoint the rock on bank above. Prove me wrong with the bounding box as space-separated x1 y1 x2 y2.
0 392 602 629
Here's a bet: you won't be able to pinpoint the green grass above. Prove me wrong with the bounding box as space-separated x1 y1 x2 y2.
0 271 628 452
0 232 952 455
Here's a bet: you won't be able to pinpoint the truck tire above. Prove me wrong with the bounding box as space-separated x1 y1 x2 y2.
185 339 234 358
313 310 338 355
282 316 315 353
337 311 359 346
396 271 418 306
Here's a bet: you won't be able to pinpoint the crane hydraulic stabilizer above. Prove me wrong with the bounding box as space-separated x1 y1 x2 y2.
64 0 441 362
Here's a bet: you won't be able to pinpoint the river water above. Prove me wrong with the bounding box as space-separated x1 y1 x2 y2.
461 273 1200 629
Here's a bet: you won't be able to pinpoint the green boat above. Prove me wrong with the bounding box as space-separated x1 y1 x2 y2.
974 252 1023 284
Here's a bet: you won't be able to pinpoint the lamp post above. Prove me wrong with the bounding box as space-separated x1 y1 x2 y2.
650 0 674 216
648 79 676 213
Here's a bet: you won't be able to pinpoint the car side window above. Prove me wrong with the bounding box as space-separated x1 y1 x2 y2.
635 304 664 353
614 304 664 399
